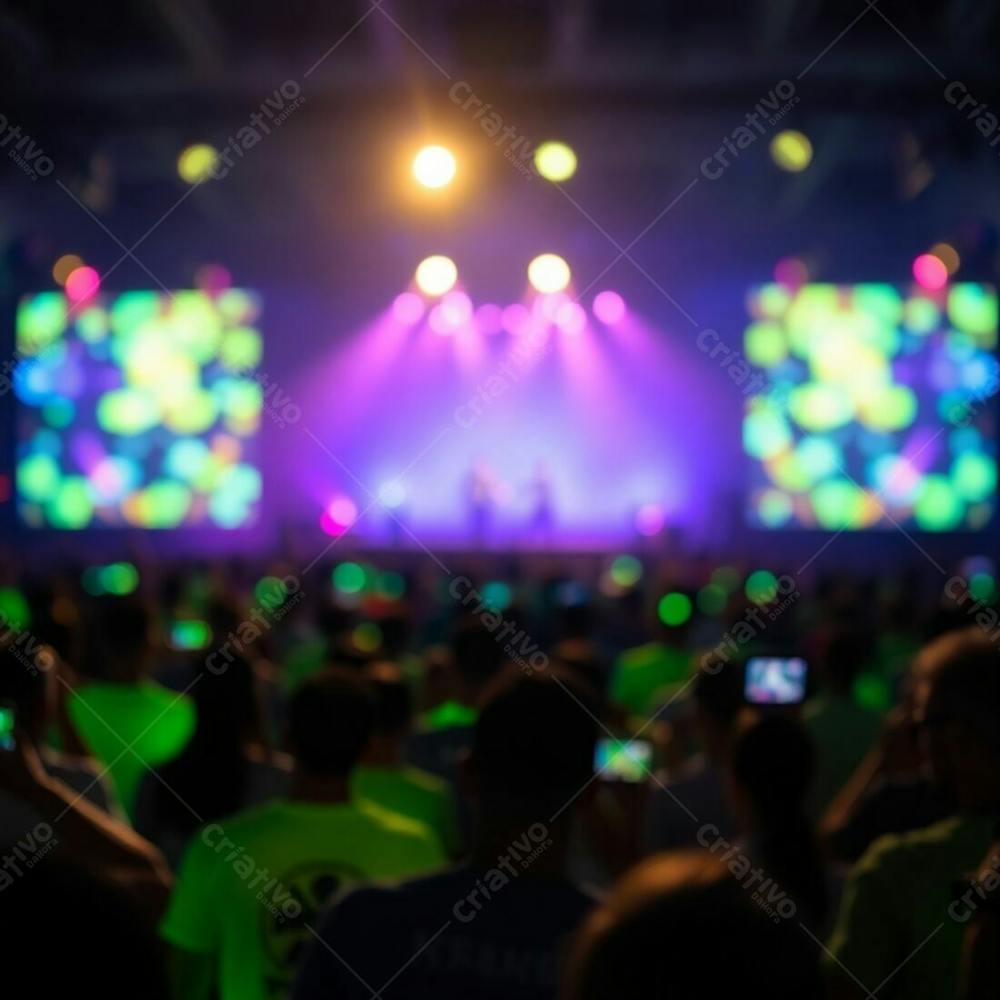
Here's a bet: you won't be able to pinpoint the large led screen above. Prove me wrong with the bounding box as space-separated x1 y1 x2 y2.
744 282 997 530
15 288 263 529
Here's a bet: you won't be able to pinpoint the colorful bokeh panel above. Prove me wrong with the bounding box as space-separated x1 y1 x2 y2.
744 282 998 530
15 289 264 529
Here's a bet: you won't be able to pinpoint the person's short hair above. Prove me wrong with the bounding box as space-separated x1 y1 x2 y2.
0 641 47 732
452 617 506 690
83 596 152 678
921 628 1000 755
365 662 413 735
730 713 816 823
288 668 375 777
819 627 870 692
692 660 744 731
472 667 597 817
0 861 169 1000
564 852 818 1000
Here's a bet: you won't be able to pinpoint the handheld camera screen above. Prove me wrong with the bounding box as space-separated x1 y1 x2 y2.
745 657 808 705
595 738 652 782
0 704 16 751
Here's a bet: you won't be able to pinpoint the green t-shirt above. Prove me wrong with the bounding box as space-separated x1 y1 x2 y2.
826 814 994 1000
161 798 445 1000
420 700 478 731
352 764 460 856
610 642 692 718
67 679 196 819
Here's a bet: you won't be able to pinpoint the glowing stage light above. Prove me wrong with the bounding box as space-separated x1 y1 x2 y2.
930 242 960 275
177 143 219 184
98 562 139 596
970 572 996 601
194 263 232 293
440 290 473 326
697 583 727 616
412 145 456 188
537 292 569 322
392 292 425 325
527 254 571 294
502 303 530 335
770 130 812 172
320 494 358 536
415 255 458 296
481 581 512 611
52 254 84 286
474 303 503 334
556 301 586 335
745 570 779 605
332 561 366 594
913 253 948 291
65 266 100 303
0 587 30 629
592 290 626 325
609 555 642 588
378 479 407 508
634 503 665 536
533 141 577 182
428 298 467 336
657 592 692 627
774 257 809 287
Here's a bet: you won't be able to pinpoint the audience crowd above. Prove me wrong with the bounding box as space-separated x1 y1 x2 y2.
1 553 999 1000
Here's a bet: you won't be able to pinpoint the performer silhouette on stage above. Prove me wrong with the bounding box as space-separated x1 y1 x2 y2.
466 459 557 545
467 459 496 544
528 460 554 543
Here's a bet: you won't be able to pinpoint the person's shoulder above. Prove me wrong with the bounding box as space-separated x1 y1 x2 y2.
328 866 466 923
399 764 450 797
42 748 103 784
204 798 286 839
857 815 968 874
356 799 437 841
143 679 196 712
616 641 659 667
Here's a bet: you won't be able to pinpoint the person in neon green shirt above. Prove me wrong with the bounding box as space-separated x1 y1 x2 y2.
67 597 195 819
352 662 460 856
610 631 693 718
161 669 444 1000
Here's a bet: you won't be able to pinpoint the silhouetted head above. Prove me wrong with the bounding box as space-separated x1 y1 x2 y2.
817 627 869 695
691 660 745 754
288 668 375 778
916 628 1000 805
729 713 815 829
564 852 818 1000
84 596 153 682
365 661 413 738
452 617 506 696
470 667 597 822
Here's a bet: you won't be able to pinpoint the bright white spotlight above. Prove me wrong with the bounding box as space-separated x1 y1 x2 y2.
413 145 456 188
527 254 571 294
414 255 458 296
378 480 407 508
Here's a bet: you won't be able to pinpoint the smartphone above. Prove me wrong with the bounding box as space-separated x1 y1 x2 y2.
169 620 212 651
0 702 16 751
744 656 808 705
595 738 653 782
